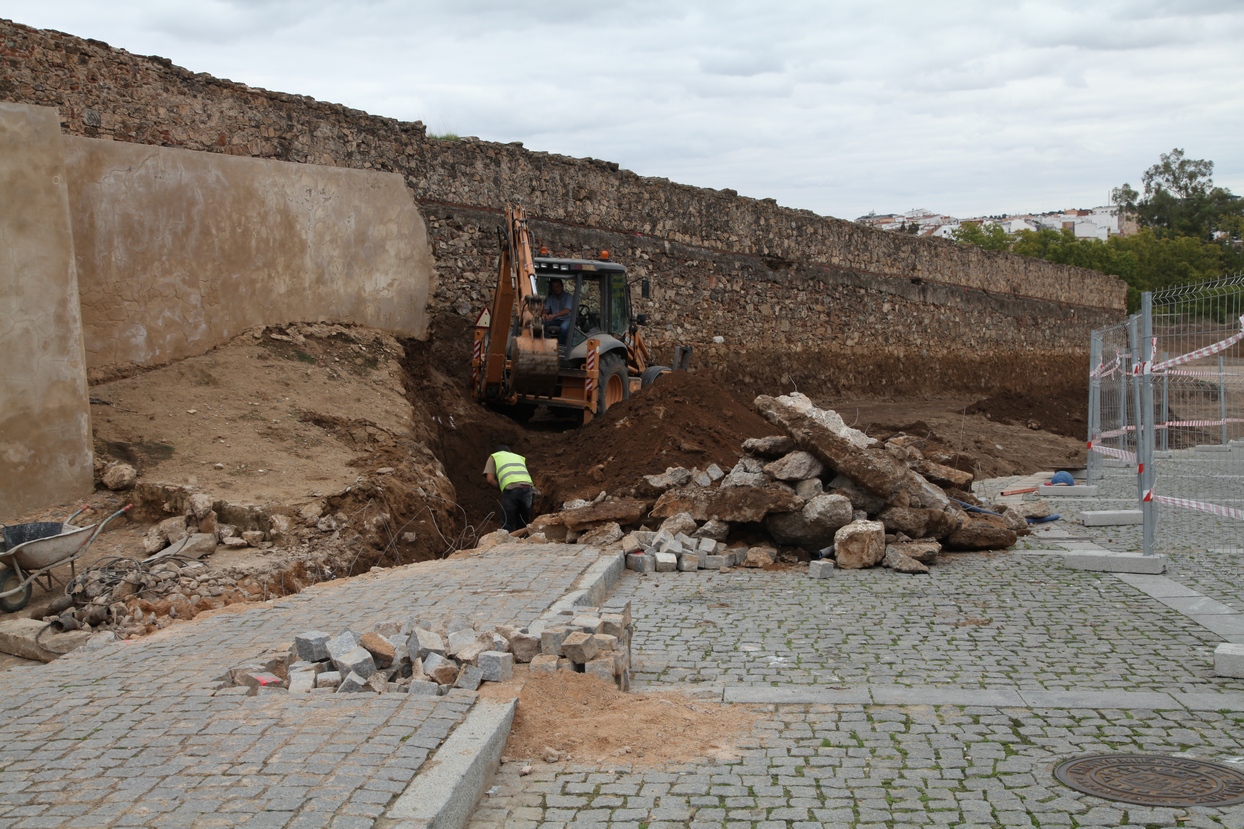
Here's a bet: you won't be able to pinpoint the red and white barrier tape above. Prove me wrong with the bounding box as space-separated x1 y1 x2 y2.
1091 350 1126 380
1088 442 1136 462
1148 315 1244 373
1144 490 1244 521
1161 417 1244 429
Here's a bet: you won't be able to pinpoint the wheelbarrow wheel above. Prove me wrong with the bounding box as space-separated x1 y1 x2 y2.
0 567 31 613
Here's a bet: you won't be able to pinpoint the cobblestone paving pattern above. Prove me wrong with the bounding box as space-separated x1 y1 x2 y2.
470 704 1244 828
612 556 1242 694
0 544 603 829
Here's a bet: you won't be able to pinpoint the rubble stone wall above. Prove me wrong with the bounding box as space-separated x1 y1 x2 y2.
0 18 1127 395
0 104 93 520
62 135 433 372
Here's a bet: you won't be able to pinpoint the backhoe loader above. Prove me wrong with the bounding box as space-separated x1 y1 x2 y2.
470 205 688 422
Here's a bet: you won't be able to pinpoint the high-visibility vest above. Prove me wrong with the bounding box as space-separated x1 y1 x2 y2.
491 451 532 491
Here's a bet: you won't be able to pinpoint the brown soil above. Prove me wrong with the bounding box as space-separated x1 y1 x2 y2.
495 672 754 766
965 384 1089 440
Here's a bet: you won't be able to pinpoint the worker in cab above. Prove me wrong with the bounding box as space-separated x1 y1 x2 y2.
541 278 573 343
483 444 534 532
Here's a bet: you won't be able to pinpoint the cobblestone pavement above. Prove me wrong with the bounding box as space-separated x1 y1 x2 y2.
0 544 606 829
471 704 1244 828
612 557 1240 695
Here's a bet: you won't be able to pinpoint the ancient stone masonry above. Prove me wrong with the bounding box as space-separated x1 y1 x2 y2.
1 18 1127 395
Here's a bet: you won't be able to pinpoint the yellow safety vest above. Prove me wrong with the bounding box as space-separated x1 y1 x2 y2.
491 451 532 491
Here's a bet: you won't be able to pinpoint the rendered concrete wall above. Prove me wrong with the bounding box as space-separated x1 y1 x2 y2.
0 104 93 521
63 137 433 371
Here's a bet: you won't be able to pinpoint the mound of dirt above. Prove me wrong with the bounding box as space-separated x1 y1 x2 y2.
533 371 777 506
499 672 753 766
966 385 1088 440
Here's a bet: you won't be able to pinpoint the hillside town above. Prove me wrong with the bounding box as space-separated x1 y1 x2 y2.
857 204 1136 240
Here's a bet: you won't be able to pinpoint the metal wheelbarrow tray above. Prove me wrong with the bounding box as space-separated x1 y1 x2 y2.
0 505 130 613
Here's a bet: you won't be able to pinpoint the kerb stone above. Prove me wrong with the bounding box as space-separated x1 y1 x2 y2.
1214 644 1244 678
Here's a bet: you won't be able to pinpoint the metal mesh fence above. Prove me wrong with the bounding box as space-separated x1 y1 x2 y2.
1146 276 1244 543
1088 274 1244 554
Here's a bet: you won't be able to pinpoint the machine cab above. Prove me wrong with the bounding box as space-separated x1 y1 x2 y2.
533 257 631 357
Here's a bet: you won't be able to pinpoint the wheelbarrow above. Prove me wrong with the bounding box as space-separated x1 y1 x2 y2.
0 504 131 613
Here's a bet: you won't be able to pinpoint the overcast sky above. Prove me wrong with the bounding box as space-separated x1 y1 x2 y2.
5 1 1243 221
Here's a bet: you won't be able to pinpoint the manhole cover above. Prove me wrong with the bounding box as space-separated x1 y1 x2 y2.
1055 754 1244 807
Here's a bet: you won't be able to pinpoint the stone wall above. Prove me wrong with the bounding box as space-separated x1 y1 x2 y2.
0 18 1127 397
62 135 432 373
0 104 92 521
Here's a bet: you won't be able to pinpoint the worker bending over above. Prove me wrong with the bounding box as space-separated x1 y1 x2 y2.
483 444 533 532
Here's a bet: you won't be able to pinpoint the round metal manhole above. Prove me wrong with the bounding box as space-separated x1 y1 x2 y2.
1054 754 1244 807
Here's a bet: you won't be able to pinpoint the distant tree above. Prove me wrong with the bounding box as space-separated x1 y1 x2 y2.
1112 149 1243 240
950 222 1012 250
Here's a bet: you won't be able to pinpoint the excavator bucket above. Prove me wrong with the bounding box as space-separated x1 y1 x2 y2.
510 331 559 397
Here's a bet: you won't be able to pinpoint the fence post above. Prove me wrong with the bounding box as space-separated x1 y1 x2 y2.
1220 355 1228 446
1139 293 1157 557
1087 331 1102 485
1160 351 1169 452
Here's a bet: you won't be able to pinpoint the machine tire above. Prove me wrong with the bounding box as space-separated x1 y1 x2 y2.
598 352 629 414
641 365 671 387
0 567 31 613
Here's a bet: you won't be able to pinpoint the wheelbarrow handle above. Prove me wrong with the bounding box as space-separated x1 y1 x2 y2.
65 504 93 527
82 504 132 549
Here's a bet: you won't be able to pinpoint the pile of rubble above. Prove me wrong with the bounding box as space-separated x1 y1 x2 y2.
224 600 633 696
484 393 1034 576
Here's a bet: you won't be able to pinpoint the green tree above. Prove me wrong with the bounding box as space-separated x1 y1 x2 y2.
1112 148 1243 240
950 221 1012 250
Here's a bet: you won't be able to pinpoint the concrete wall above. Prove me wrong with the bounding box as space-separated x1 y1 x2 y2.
63 136 433 372
0 104 93 521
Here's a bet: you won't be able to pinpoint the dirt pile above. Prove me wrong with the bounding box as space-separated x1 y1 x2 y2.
500 673 753 766
966 384 1089 440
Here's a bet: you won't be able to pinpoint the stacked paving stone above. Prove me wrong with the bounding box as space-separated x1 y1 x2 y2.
226 616 540 695
526 598 634 691
223 598 635 695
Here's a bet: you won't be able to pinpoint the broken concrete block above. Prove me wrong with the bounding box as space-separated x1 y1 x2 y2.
692 469 712 487
834 520 886 569
294 631 331 663
766 493 853 550
720 466 768 488
743 547 776 568
455 665 484 691
448 629 478 657
336 671 368 693
359 632 396 668
408 627 445 660
764 450 825 482
794 478 824 500
325 631 359 664
654 552 677 572
620 533 643 554
626 553 656 573
316 671 342 689
540 626 571 655
530 653 559 674
658 512 698 538
561 498 648 530
692 519 730 541
407 680 440 696
102 462 137 491
333 646 377 680
585 656 615 683
945 517 1017 551
643 467 693 491
579 522 623 547
705 463 725 481
560 632 599 664
479 651 514 682
743 435 796 457
808 560 835 578
366 673 388 694
888 540 941 565
883 545 930 574
652 484 802 523
422 652 459 685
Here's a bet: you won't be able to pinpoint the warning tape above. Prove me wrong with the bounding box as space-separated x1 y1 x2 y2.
1144 491 1244 521
1161 417 1244 429
1091 350 1126 380
1088 442 1136 462
1148 315 1244 373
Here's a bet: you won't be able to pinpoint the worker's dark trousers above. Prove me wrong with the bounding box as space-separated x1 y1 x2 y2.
500 485 533 532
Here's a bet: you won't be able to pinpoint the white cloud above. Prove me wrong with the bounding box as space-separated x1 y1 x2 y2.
3 0 1241 219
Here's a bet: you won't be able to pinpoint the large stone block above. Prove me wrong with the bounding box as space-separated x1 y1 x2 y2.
333 646 377 680
325 631 359 664
765 493 853 549
764 450 825 482
560 632 599 664
1213 644 1244 678
651 484 803 523
833 520 886 569
407 627 445 660
478 651 514 682
294 631 331 663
